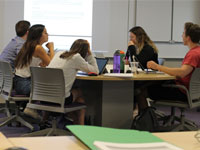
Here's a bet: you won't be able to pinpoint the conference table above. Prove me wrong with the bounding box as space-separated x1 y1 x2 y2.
1 131 199 150
76 72 175 129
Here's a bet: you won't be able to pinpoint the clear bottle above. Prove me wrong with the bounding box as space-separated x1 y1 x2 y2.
124 57 130 73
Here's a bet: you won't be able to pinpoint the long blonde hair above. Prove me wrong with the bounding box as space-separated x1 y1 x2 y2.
129 26 158 54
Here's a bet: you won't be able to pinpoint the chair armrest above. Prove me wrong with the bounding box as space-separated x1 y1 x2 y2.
162 84 188 93
162 84 191 105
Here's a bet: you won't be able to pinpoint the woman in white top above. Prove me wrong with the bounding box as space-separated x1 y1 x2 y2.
15 24 54 96
48 39 99 125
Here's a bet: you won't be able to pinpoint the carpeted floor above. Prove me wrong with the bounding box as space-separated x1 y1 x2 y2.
0 106 200 137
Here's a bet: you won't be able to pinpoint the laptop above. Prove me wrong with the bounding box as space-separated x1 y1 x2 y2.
96 57 109 75
77 57 108 75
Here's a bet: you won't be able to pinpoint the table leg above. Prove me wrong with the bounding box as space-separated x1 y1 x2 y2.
77 80 134 129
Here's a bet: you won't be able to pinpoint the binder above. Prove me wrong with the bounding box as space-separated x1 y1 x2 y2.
66 125 182 150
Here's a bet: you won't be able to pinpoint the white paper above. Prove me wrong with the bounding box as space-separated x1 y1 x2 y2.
94 141 183 150
104 73 133 78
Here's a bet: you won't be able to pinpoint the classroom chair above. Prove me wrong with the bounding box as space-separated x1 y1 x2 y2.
0 61 11 120
0 61 34 131
158 58 165 65
23 67 86 136
153 68 200 131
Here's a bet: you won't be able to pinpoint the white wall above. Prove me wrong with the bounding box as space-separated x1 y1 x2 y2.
92 0 130 56
0 0 5 50
0 0 24 50
0 0 192 59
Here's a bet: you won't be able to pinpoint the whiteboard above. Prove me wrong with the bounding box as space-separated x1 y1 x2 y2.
173 0 200 42
92 0 129 57
136 0 172 42
156 43 188 58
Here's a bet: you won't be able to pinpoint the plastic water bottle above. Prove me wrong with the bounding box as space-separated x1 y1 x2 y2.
113 50 121 73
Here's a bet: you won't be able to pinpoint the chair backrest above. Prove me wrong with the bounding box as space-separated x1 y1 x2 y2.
0 61 4 92
158 58 165 65
0 61 13 97
30 67 66 107
189 68 200 107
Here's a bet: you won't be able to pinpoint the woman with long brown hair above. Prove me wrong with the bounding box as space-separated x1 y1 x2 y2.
48 39 99 125
14 24 54 119
125 26 159 118
15 24 54 96
125 26 158 69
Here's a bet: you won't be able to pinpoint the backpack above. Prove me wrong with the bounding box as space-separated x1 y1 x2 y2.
131 107 159 132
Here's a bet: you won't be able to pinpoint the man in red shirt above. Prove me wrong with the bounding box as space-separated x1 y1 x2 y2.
137 22 200 110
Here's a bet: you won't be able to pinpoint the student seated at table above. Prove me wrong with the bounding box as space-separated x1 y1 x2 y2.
125 26 159 118
14 24 55 119
0 20 30 70
125 26 158 69
137 22 200 111
48 39 99 125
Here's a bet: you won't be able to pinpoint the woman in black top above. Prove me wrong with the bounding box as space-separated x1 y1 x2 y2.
126 26 158 69
126 26 159 117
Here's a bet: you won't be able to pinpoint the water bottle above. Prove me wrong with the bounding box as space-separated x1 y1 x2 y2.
113 50 125 73
113 50 121 73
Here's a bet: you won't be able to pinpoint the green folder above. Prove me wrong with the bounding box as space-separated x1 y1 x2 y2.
66 125 163 150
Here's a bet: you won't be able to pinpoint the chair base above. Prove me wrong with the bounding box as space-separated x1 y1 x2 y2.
22 118 72 137
155 112 199 131
170 122 198 131
0 115 34 131
22 127 71 137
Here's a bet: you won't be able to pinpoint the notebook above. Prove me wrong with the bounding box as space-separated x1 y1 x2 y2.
66 125 182 150
77 57 108 75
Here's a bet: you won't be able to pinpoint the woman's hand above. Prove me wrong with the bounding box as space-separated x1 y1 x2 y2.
46 42 54 51
128 41 134 46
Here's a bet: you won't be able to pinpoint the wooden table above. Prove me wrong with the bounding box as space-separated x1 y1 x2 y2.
76 73 175 128
0 132 14 150
2 131 199 150
76 72 175 81
153 131 200 150
8 136 88 150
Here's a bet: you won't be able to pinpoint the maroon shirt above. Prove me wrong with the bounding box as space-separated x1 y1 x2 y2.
176 46 200 90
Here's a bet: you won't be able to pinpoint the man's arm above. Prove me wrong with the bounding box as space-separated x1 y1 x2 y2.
147 61 193 78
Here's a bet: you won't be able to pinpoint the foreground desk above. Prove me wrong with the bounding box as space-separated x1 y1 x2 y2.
8 136 88 150
76 73 175 128
5 132 200 150
0 132 14 149
153 131 200 150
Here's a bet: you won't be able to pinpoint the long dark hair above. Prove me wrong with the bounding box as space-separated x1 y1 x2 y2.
60 39 89 59
129 26 158 53
15 24 45 69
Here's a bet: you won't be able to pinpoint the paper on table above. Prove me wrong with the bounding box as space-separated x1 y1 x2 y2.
104 73 133 77
144 69 164 74
94 141 183 150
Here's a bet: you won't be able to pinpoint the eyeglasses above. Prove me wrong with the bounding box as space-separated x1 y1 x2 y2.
195 130 200 143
